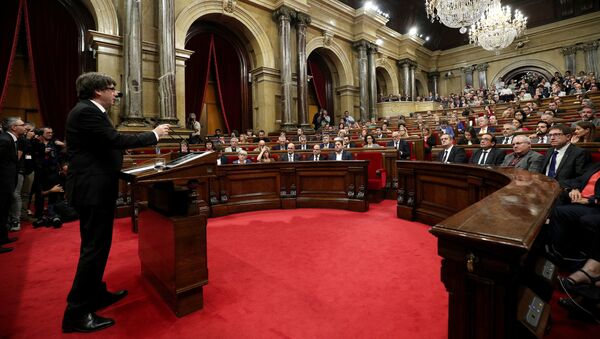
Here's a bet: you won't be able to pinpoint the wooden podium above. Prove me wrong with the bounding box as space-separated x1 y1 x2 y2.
120 152 217 317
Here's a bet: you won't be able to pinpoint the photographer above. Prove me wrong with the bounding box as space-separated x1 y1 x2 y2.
187 113 202 144
7 122 36 231
31 127 65 227
34 162 77 228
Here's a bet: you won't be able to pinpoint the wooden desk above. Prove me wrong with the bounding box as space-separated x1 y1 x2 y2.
396 162 561 338
210 161 369 216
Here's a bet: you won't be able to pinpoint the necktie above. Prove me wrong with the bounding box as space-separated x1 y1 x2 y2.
289 154 294 162
548 150 559 177
442 150 449 163
316 155 319 161
479 150 488 165
394 142 398 149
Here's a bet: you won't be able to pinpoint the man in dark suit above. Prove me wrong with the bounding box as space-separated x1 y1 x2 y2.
329 140 353 160
547 162 600 262
541 124 589 186
320 134 335 150
437 134 467 163
310 144 324 161
1 117 25 253
342 135 356 149
62 72 170 333
279 143 301 162
469 133 506 166
387 131 410 160
498 123 516 145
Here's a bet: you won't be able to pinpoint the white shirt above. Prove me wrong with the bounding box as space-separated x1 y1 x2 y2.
545 143 570 176
335 152 343 161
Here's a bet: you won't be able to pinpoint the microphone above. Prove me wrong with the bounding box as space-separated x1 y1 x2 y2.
164 126 190 153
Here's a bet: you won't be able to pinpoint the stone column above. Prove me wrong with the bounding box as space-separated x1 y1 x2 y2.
428 71 440 98
367 43 378 118
582 41 599 76
476 63 489 89
462 66 475 88
157 0 179 126
295 12 311 131
409 62 417 101
273 6 296 131
120 0 146 126
397 59 412 101
353 40 369 122
560 46 578 74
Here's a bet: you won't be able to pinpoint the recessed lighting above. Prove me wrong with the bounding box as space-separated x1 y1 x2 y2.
375 38 383 46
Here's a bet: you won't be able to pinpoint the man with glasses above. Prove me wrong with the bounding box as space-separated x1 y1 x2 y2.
541 124 588 186
62 72 170 333
1 117 26 253
501 135 543 172
469 133 505 166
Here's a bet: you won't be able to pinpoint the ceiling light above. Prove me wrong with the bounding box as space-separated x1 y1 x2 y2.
469 1 527 52
426 0 495 34
408 27 418 36
375 38 383 46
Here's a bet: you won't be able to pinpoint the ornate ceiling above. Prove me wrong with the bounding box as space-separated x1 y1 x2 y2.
338 0 600 50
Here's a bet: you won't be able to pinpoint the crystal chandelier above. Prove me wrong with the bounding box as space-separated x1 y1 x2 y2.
468 1 527 52
425 0 495 33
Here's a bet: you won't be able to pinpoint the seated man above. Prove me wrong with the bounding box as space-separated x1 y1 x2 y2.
232 150 252 164
224 137 240 153
501 135 543 172
329 140 352 161
309 144 323 161
252 129 270 143
547 162 600 269
342 135 355 149
437 134 467 164
498 123 516 145
272 135 287 150
279 143 300 162
529 121 550 144
296 135 309 151
541 124 588 186
469 133 505 166
320 134 334 150
387 131 410 160
570 104 600 128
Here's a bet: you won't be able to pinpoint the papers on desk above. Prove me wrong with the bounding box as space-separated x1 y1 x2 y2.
123 164 155 174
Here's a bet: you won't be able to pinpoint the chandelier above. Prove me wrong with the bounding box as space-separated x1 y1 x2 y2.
468 1 527 52
425 0 495 33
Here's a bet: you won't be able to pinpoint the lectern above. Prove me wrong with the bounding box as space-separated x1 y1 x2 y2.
120 151 217 317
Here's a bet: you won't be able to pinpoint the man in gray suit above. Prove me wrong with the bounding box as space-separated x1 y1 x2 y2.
501 135 544 172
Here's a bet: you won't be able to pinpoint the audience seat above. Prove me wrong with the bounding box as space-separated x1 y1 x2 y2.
353 151 387 191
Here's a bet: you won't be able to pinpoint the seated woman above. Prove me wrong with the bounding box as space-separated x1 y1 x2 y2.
571 121 599 143
397 124 410 138
204 140 215 151
256 146 273 163
512 118 529 132
422 126 436 155
457 128 479 145
363 134 381 148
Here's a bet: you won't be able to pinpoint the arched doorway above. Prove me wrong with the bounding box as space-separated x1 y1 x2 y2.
1 0 95 139
307 49 338 127
501 66 553 84
185 19 252 136
376 67 390 98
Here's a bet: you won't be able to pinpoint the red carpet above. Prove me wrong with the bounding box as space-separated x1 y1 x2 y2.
0 200 597 338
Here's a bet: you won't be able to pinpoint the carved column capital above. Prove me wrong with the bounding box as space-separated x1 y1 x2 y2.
295 12 311 26
461 65 475 74
428 71 440 79
272 5 296 22
560 45 579 56
582 40 600 52
367 43 378 54
397 58 416 68
353 39 370 52
476 63 489 72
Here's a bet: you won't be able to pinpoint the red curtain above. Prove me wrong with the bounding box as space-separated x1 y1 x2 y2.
308 56 333 120
24 0 79 139
213 35 242 134
185 33 212 125
0 0 23 111
185 32 248 134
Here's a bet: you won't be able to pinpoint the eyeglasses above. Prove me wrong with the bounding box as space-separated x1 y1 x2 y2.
103 87 116 91
547 133 564 138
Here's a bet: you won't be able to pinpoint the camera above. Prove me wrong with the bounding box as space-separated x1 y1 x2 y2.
34 128 44 136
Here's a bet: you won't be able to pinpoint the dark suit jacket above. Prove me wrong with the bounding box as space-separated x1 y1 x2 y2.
65 100 158 207
320 143 335 150
469 148 506 166
424 135 436 154
387 140 411 160
437 146 467 163
498 136 514 145
328 151 353 160
279 153 301 162
0 132 18 193
541 144 589 186
296 144 310 151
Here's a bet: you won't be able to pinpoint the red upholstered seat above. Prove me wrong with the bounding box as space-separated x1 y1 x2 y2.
354 151 387 190
408 141 416 160
592 152 600 163
466 150 473 162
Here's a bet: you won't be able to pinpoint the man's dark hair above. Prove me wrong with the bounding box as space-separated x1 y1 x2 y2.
481 133 496 145
76 72 116 100
537 120 549 129
549 123 572 135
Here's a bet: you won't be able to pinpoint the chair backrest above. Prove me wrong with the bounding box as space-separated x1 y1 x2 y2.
354 151 384 177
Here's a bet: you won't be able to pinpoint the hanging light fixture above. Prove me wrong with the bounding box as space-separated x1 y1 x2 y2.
425 0 495 33
468 1 527 52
